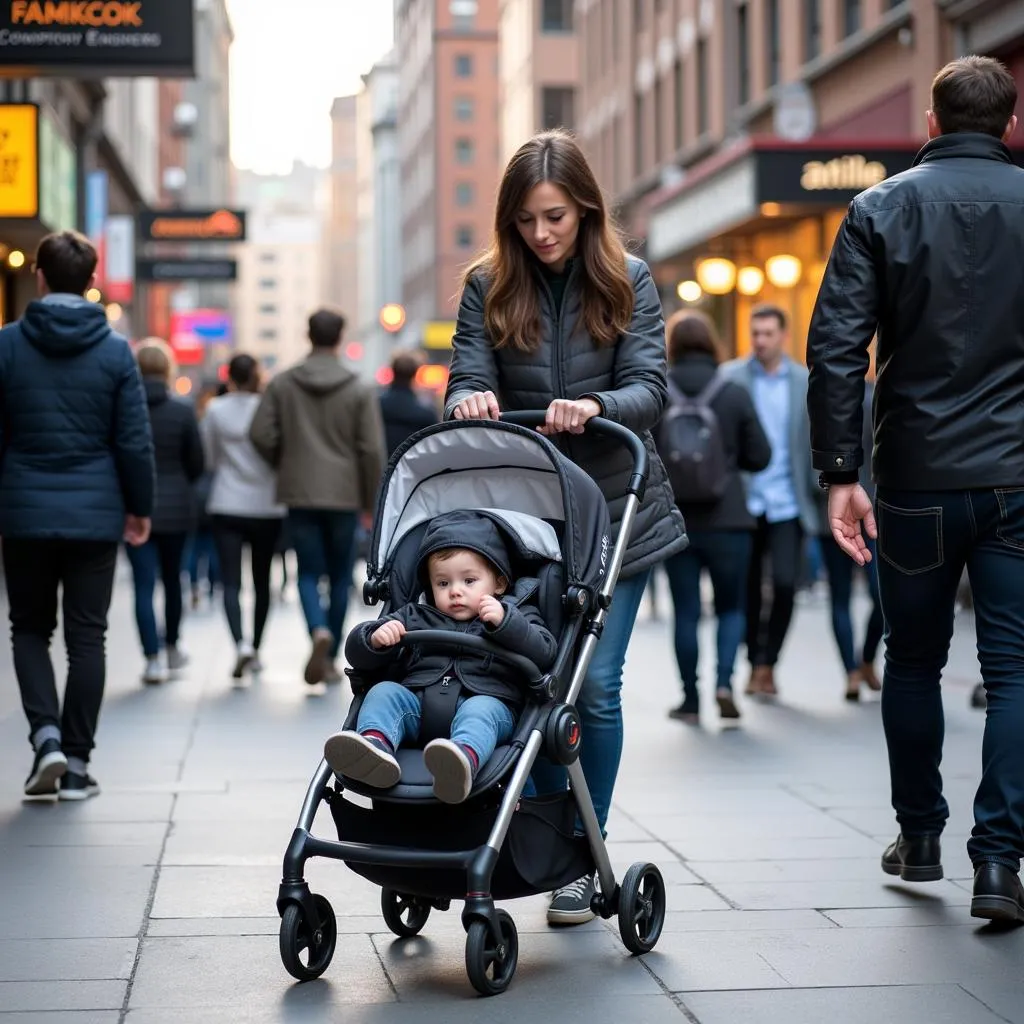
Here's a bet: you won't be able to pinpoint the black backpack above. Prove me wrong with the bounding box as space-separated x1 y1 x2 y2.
659 374 730 502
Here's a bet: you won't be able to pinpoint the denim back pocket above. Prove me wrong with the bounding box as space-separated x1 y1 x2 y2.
876 500 944 575
995 488 1024 551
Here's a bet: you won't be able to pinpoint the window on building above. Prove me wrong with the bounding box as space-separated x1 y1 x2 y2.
633 0 644 31
541 0 572 32
455 182 474 206
887 0 906 6
259 278 277 290
454 96 474 121
843 0 861 37
737 2 750 107
455 138 474 164
454 54 472 77
541 87 575 130
259 329 277 341
455 225 474 249
258 251 276 263
259 303 277 315
450 0 476 31
804 0 821 61
766 0 781 87
673 58 684 151
653 75 664 163
696 37 709 134
633 91 644 178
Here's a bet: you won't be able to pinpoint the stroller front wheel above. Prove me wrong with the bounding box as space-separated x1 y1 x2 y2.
465 909 518 997
381 888 431 937
617 862 667 955
279 894 337 981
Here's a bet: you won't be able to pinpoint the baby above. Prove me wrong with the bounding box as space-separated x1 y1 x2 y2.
324 510 557 803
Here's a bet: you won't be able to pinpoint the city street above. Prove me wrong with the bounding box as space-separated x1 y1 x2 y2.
1 565 1021 1023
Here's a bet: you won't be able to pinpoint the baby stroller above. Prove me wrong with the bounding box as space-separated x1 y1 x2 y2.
276 412 667 996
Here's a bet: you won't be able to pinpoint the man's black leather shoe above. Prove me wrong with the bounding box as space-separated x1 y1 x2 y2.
971 862 1024 924
881 833 943 882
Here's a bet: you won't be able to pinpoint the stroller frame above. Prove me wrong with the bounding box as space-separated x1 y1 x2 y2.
276 414 668 996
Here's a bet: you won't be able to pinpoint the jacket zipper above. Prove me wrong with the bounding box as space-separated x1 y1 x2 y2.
538 262 579 459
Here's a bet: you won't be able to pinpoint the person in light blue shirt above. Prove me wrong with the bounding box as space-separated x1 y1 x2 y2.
721 304 818 697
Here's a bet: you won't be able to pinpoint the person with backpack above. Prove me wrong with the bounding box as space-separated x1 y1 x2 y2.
657 311 771 723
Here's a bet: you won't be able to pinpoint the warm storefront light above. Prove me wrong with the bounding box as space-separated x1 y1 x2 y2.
676 279 702 303
736 266 765 296
7 250 25 269
760 202 782 217
174 376 193 397
105 303 123 322
695 257 737 295
765 254 802 289
86 288 102 303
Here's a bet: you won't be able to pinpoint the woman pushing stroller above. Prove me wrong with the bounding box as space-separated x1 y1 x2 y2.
323 510 557 804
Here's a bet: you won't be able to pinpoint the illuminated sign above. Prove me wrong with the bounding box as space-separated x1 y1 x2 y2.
423 320 456 349
0 103 38 217
136 258 238 282
137 208 247 243
800 155 888 192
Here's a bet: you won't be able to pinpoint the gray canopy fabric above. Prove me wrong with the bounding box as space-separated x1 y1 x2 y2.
368 421 612 594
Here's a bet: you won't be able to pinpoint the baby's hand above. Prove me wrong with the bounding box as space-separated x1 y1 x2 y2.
371 620 406 649
478 595 506 626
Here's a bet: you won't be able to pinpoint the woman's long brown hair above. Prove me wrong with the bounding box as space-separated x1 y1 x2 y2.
465 129 634 352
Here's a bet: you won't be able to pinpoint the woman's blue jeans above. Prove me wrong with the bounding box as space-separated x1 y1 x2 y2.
530 569 650 833
356 681 515 764
820 534 884 673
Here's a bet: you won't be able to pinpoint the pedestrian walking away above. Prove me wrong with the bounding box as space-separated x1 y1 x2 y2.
250 309 386 686
807 56 1024 925
446 128 687 924
125 339 205 684
0 230 155 801
202 353 286 679
378 347 437 457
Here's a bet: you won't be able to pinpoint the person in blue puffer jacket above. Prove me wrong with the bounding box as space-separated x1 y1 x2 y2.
0 230 155 802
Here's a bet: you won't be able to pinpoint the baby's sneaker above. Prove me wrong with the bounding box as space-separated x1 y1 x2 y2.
323 731 400 789
424 739 476 804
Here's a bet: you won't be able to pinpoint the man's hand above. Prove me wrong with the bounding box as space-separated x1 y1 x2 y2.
478 595 506 627
370 619 407 649
828 483 877 565
538 398 601 436
124 515 151 547
452 391 501 420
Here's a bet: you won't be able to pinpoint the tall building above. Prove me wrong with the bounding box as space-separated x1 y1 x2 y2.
578 0 1024 357
355 53 403 379
395 0 501 352
234 164 327 374
498 0 579 163
325 96 360 335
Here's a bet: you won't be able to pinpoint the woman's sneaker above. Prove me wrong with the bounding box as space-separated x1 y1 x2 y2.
323 731 401 789
59 772 100 801
24 739 67 798
232 642 255 679
547 874 597 925
423 739 475 804
142 657 167 685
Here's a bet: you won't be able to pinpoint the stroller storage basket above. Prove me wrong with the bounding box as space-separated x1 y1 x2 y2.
330 790 594 901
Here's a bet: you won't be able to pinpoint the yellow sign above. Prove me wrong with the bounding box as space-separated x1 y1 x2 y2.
800 155 887 192
0 104 38 218
423 320 456 349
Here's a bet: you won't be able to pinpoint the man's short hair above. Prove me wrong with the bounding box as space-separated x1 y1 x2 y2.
932 56 1017 139
35 231 98 295
750 303 788 330
136 338 175 381
308 308 346 349
391 348 423 386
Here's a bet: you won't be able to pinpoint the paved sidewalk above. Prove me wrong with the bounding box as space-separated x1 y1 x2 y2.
0 563 1021 1023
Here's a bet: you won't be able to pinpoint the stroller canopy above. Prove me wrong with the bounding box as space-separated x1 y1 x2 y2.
369 420 612 594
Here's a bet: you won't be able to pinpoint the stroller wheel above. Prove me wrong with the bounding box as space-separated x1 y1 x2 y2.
279 894 337 981
381 888 431 938
465 909 518 997
617 862 666 955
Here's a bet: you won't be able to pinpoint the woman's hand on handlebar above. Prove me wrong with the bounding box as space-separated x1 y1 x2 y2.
538 398 601 436
452 391 501 420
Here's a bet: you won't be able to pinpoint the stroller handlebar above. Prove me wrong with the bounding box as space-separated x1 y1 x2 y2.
498 412 648 500
395 630 545 685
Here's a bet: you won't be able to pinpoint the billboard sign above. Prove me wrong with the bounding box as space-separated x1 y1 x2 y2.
136 258 238 282
170 309 232 367
137 208 247 243
105 214 134 302
0 102 38 217
0 1 195 77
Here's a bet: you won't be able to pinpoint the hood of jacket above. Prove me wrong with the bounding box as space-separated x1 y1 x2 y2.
290 351 359 395
20 294 114 358
416 510 513 593
143 377 170 407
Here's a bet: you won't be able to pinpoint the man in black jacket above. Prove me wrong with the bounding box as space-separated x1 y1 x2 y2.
807 56 1024 923
379 349 437 457
0 231 154 800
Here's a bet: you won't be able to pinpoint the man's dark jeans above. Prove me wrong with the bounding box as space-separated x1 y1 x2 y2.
876 487 1024 871
2 538 117 760
746 516 802 668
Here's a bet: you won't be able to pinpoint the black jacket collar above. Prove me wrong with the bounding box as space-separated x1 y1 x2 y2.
914 132 1013 168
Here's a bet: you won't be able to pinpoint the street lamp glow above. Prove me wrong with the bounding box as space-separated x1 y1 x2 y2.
736 266 765 296
379 303 406 333
105 302 123 322
695 257 737 295
676 280 702 303
7 250 25 269
765 254 803 289
86 288 102 303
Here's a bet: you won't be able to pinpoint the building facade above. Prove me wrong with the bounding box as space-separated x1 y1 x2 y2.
326 95 360 333
395 0 501 356
578 0 1024 358
498 0 580 163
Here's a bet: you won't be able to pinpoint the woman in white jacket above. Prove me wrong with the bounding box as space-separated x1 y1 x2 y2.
202 355 286 678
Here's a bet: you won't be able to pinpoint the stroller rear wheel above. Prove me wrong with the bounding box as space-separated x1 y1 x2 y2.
617 862 666 955
465 909 518 997
381 888 431 937
279 893 337 981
